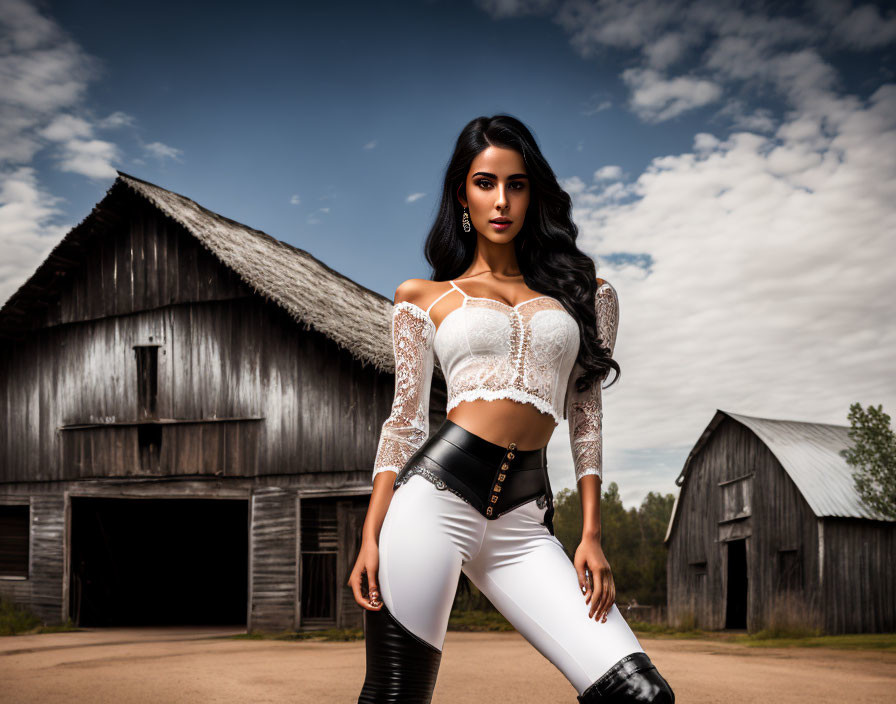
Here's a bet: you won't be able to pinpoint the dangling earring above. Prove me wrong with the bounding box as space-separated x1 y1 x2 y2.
462 206 471 233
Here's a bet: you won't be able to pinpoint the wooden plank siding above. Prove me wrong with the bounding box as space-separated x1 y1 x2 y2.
45 201 253 330
0 279 401 483
248 487 297 632
820 518 896 634
667 416 895 634
0 186 448 632
29 495 66 625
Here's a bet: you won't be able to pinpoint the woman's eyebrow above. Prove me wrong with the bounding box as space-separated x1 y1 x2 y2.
471 172 529 179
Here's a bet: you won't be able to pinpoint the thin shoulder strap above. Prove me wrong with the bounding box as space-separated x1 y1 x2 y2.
425 282 461 315
449 280 469 298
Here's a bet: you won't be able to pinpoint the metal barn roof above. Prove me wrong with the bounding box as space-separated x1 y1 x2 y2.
726 411 888 521
665 409 892 543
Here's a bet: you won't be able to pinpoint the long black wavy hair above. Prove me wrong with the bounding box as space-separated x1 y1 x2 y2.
424 114 620 392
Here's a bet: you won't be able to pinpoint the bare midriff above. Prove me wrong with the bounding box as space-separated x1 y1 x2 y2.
446 397 557 450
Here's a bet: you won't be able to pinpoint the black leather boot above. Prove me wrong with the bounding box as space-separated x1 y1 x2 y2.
357 602 442 703
577 652 675 703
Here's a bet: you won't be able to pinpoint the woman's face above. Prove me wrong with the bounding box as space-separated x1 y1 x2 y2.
460 146 530 243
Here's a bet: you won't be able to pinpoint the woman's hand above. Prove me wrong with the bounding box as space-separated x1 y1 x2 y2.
574 535 615 623
348 539 383 611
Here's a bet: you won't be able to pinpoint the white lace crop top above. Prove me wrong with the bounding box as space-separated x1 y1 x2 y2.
371 278 619 483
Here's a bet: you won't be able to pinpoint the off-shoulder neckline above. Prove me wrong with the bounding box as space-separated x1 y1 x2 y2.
393 295 573 340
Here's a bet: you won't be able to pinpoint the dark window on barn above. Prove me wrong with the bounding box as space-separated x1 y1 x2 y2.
300 500 338 625
0 504 30 578
777 548 802 592
134 344 162 471
719 472 753 523
688 559 708 591
134 345 159 420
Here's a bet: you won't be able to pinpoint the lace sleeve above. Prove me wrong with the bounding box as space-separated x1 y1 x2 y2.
565 280 620 483
371 301 436 481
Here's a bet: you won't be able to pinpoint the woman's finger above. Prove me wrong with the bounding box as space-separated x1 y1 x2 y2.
601 572 614 621
349 572 368 609
595 568 609 621
367 574 382 609
606 581 616 621
575 558 588 599
589 569 601 619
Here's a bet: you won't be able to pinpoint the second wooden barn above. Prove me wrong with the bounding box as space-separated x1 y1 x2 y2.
0 172 446 632
664 410 895 634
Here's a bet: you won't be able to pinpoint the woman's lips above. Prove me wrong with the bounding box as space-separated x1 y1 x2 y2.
490 219 512 231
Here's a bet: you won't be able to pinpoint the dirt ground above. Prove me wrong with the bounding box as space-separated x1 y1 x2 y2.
1 626 895 703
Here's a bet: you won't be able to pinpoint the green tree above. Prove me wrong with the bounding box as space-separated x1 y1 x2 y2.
841 402 896 520
553 482 675 605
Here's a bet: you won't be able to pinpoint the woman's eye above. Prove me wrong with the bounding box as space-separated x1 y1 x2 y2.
474 180 526 190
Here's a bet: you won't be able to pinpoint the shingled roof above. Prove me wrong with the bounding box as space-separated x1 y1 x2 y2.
0 171 399 374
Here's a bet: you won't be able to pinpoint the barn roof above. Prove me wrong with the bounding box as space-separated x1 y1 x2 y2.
0 171 399 375
665 409 893 542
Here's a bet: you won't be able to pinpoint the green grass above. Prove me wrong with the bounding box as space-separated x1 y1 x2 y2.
737 632 896 650
448 609 515 632
625 620 706 639
4 595 891 652
623 619 896 651
0 596 82 636
231 627 364 642
0 596 42 636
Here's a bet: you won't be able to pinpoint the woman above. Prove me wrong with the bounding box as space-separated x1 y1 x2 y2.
348 115 674 703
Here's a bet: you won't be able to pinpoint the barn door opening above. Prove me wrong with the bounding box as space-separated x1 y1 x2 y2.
70 497 248 627
299 497 339 629
725 538 748 629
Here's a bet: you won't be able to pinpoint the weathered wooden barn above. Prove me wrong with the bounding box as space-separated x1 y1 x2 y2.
0 171 445 632
664 410 895 635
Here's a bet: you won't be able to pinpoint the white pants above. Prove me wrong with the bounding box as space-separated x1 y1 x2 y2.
377 471 646 696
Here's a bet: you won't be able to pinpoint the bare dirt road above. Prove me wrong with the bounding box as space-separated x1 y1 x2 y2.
1 626 894 703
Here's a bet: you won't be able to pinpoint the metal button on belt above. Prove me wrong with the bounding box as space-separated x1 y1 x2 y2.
486 441 517 517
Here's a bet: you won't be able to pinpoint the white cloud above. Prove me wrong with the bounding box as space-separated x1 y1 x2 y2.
0 166 72 304
57 138 120 179
476 0 559 19
144 141 183 162
475 0 896 505
483 0 896 126
583 98 612 116
715 101 777 133
811 0 896 49
0 0 136 306
97 111 136 129
549 83 896 504
622 67 723 121
692 132 720 152
38 114 93 141
594 165 622 180
363 140 377 150
406 192 426 203
306 206 331 224
643 31 695 69
289 194 301 205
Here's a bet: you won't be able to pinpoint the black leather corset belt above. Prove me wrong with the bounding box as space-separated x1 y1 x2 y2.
392 419 555 535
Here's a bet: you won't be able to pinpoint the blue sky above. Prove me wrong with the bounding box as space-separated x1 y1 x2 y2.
2 0 895 506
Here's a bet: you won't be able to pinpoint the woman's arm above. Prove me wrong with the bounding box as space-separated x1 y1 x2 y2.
351 470 400 611
564 278 619 622
349 280 436 610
